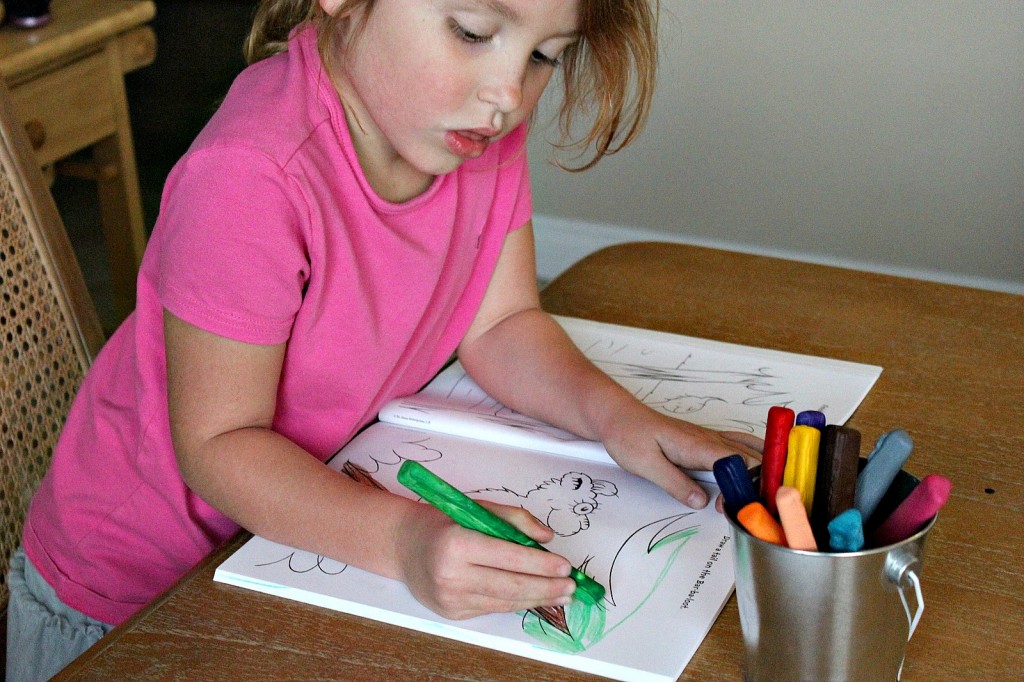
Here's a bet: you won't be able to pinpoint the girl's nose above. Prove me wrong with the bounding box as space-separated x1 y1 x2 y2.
478 63 525 115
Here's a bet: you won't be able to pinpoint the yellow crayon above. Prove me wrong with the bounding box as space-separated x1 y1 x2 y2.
782 425 820 514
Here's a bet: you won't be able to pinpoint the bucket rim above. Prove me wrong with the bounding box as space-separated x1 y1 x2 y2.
725 511 937 558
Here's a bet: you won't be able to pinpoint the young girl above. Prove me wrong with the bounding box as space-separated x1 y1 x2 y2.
8 1 761 679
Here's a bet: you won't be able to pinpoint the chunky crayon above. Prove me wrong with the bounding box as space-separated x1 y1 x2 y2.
854 429 914 522
870 474 952 546
397 460 605 605
795 410 826 429
863 471 918 536
737 501 787 546
782 425 821 514
759 406 795 516
713 454 758 517
828 508 865 552
811 425 861 544
776 486 818 551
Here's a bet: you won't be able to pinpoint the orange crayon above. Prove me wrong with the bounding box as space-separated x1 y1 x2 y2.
737 502 787 546
776 486 818 551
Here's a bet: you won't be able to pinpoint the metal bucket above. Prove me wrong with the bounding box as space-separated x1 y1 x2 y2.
727 469 932 682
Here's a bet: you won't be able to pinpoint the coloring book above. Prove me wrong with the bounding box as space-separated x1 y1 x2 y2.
214 316 882 682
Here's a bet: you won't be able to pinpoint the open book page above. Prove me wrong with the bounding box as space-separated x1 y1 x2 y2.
379 315 883 478
216 423 736 682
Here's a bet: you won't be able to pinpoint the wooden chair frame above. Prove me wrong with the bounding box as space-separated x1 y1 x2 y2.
0 77 105 659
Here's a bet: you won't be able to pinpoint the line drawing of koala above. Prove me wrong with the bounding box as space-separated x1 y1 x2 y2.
468 471 618 537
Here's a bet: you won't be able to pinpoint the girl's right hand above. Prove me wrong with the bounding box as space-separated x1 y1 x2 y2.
394 502 577 620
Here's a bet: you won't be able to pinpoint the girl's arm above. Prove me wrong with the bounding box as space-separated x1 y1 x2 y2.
164 310 575 618
457 223 763 509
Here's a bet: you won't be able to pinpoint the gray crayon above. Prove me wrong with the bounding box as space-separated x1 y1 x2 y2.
854 429 914 522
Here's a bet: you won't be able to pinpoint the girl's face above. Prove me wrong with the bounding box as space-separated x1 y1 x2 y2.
324 0 579 200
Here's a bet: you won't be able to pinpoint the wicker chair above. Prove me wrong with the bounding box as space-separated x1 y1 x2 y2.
0 78 105 646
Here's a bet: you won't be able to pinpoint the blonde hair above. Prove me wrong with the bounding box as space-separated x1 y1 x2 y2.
244 0 659 170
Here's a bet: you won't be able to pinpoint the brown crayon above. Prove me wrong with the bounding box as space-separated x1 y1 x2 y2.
811 425 861 545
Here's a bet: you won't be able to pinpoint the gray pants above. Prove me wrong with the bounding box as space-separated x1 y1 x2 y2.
6 547 114 682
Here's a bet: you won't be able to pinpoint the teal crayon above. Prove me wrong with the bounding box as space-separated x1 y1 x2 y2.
854 429 914 523
828 508 864 552
396 460 605 605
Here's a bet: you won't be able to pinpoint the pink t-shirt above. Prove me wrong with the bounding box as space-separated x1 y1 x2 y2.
23 25 531 625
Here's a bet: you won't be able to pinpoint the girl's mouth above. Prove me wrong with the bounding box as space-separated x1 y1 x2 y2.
445 129 494 159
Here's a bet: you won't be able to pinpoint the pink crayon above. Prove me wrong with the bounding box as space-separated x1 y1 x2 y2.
776 486 818 551
870 474 952 546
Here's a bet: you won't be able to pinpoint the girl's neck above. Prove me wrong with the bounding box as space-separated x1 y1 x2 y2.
328 67 435 204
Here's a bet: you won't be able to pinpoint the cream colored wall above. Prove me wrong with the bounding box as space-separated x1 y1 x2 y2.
527 1 1024 291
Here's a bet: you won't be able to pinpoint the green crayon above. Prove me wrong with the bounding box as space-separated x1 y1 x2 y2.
397 460 605 605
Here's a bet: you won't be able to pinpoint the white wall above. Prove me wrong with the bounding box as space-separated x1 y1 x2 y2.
527 2 1024 293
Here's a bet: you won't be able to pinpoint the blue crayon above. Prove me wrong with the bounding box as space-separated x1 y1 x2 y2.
795 410 826 429
828 508 864 552
854 429 914 522
713 454 757 517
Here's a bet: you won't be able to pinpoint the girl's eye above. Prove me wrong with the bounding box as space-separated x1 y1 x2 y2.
531 50 562 68
450 20 491 44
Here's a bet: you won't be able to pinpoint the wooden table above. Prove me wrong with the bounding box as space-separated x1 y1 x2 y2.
56 243 1024 680
0 0 156 325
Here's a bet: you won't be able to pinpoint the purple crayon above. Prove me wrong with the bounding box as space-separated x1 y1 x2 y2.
795 410 826 430
854 429 914 522
713 454 757 517
871 474 952 546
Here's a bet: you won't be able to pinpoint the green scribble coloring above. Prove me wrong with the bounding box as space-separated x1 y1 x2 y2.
523 600 606 653
521 524 699 653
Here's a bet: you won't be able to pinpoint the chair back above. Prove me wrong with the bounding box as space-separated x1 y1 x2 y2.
0 79 105 610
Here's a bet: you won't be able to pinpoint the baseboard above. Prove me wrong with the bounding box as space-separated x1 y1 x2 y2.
531 214 1024 295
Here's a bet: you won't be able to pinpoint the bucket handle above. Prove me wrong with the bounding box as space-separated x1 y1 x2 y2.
885 548 925 680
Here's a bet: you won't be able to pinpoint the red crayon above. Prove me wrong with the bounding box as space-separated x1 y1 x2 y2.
760 406 795 516
871 474 952 546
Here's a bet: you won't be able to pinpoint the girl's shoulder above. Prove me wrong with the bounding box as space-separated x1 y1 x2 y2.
188 31 335 171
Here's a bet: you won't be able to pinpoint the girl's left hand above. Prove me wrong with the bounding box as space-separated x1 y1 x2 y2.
600 404 763 509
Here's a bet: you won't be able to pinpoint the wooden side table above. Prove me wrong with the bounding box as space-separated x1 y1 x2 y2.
0 0 156 326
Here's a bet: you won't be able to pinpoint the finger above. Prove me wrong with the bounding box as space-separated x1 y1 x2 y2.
720 430 770 456
618 450 709 509
464 531 570 579
464 564 577 614
436 541 575 617
477 500 554 544
421 530 575 620
674 432 763 474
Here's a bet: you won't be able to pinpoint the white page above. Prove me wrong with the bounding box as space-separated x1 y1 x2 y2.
380 315 882 481
216 423 737 682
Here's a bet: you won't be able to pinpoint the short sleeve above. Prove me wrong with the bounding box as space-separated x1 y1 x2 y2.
156 147 310 345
